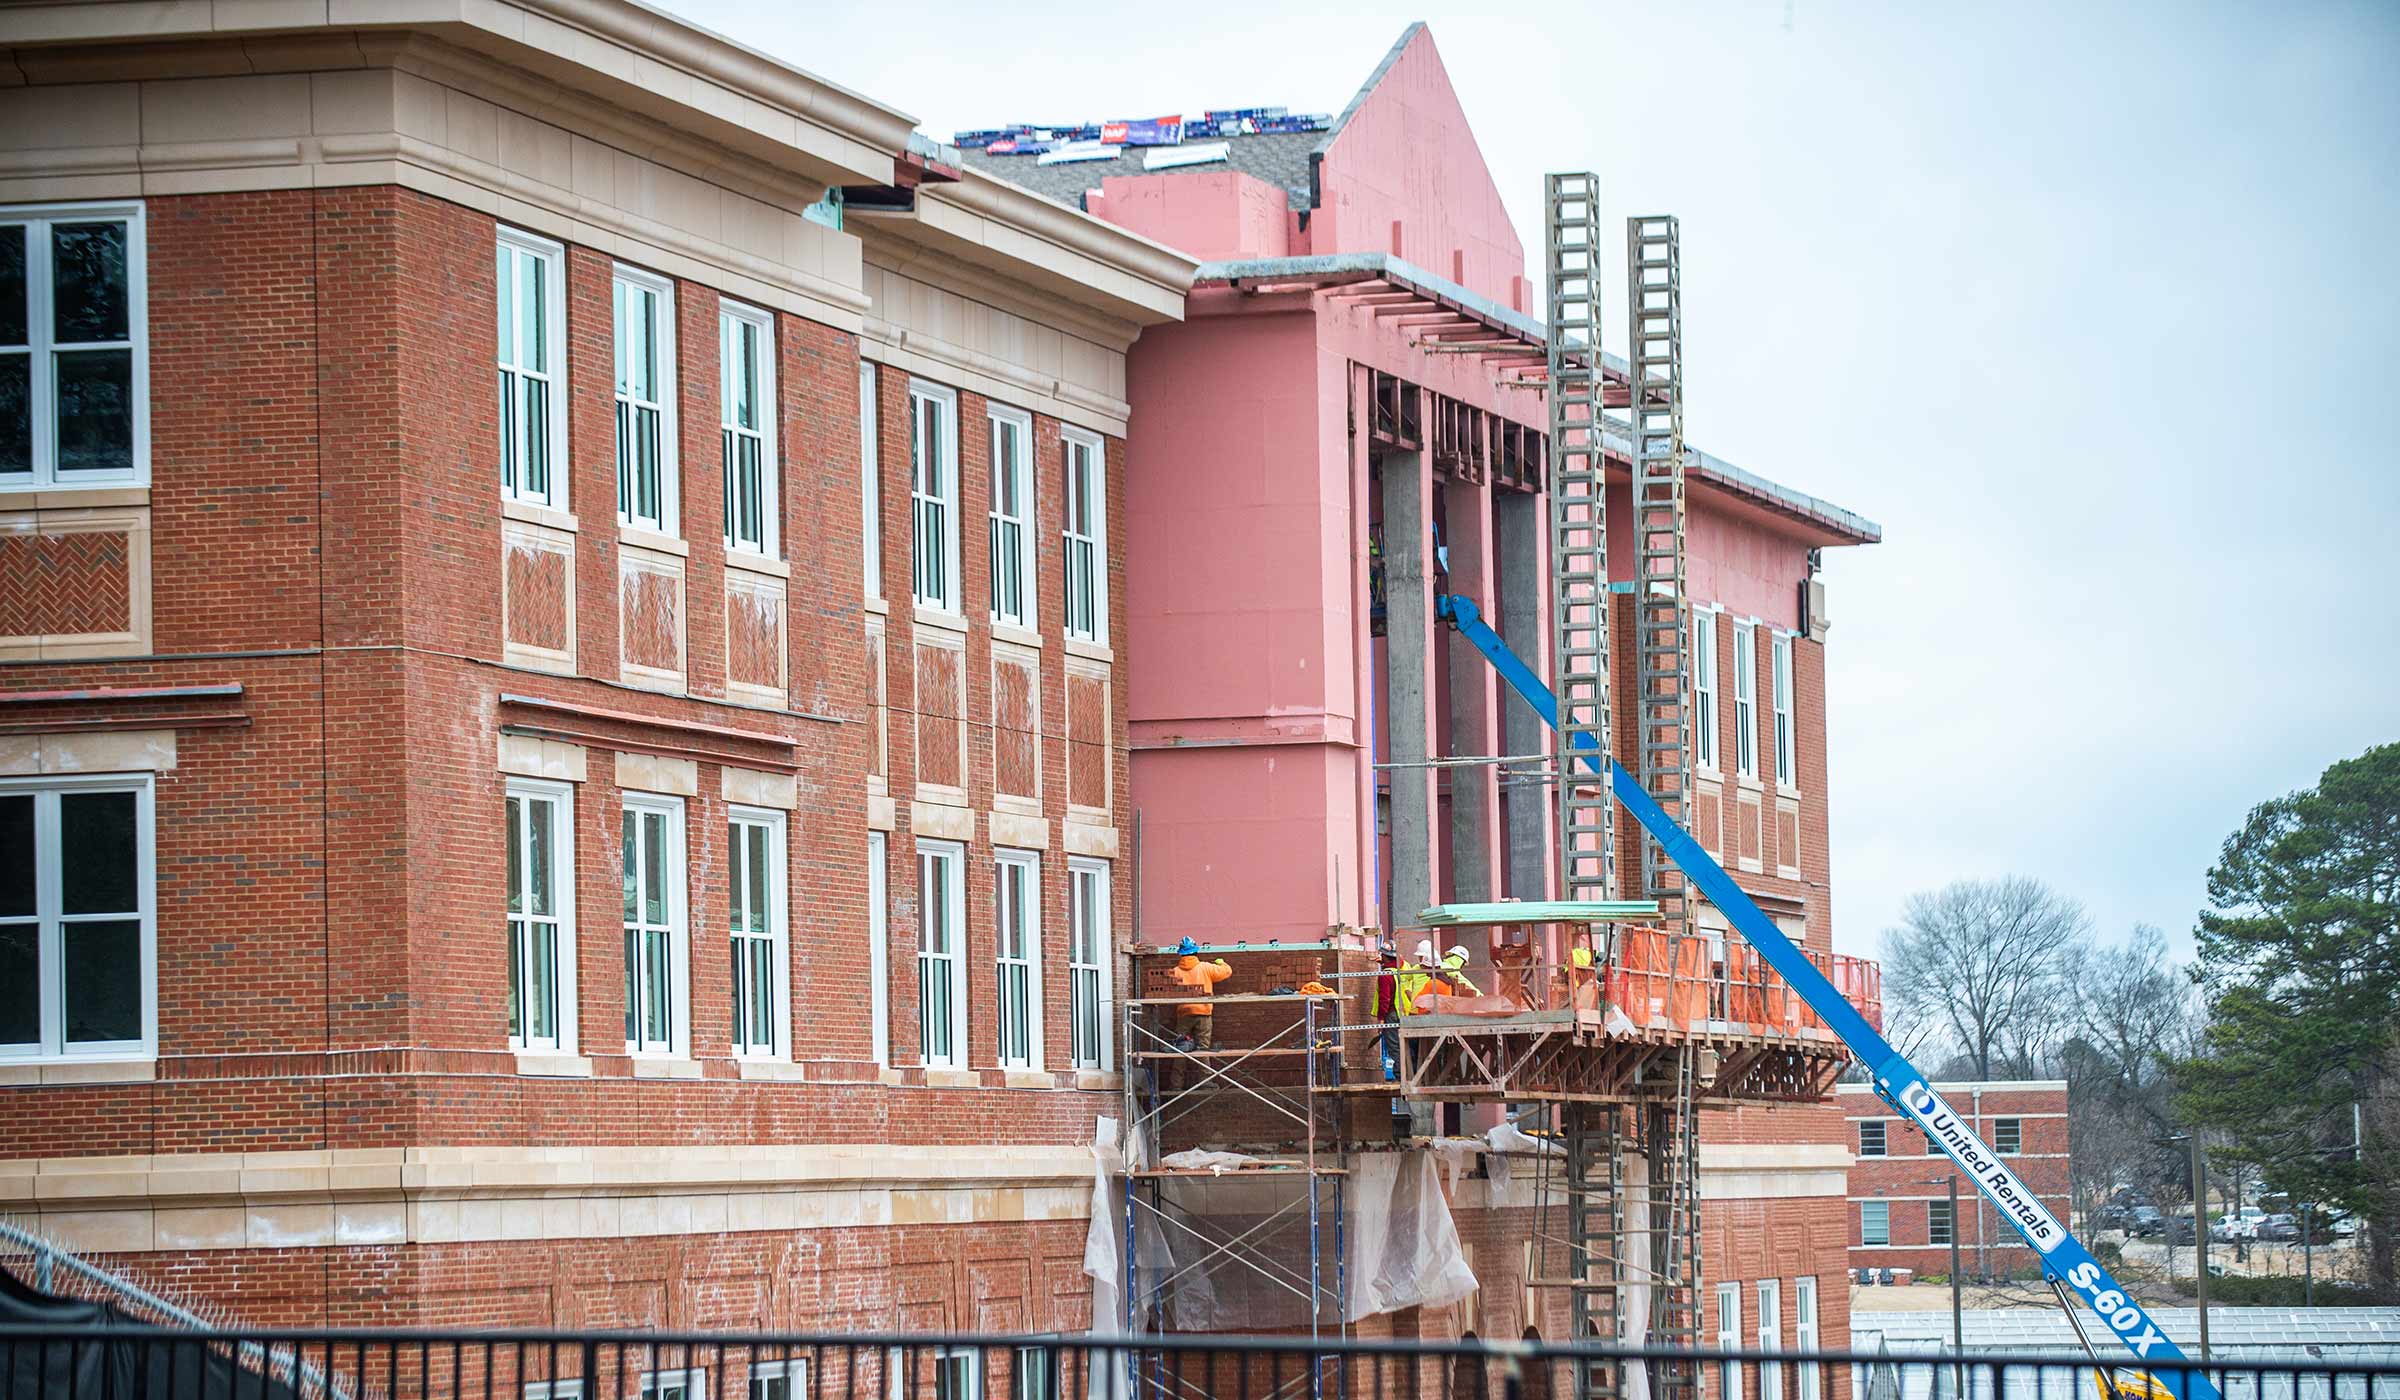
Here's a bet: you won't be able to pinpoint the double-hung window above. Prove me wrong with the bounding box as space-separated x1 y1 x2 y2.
727 809 786 1058
1771 633 1795 788
1993 1117 2022 1155
505 780 574 1053
1861 1200 1890 1246
1062 428 1106 642
0 776 154 1062
1714 1283 1741 1400
861 362 882 599
720 301 776 556
1691 610 1719 771
988 406 1034 627
1794 1277 1820 1400
748 1361 800 1400
868 831 891 1066
1011 1347 1055 1400
1068 859 1112 1070
622 795 686 1056
933 1349 981 1400
497 227 566 508
1858 1119 1887 1156
994 849 1041 1069
640 1370 704 1400
910 381 960 614
1927 1198 1954 1246
613 266 676 534
2 203 147 488
1733 620 1759 779
1757 1279 1783 1400
917 839 966 1067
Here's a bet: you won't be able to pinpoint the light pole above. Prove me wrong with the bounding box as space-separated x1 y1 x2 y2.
2160 1132 2211 1364
1919 1173 1964 1399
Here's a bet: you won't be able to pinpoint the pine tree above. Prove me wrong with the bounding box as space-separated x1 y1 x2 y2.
2175 742 2400 1286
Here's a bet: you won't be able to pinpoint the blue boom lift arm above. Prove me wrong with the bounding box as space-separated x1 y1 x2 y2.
1435 592 2214 1400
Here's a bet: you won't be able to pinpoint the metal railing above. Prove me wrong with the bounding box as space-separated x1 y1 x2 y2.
1 1328 2392 1400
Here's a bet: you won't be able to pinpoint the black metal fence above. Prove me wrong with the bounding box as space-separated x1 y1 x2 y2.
4 1327 2398 1400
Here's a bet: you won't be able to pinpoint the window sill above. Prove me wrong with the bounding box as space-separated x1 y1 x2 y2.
1063 637 1113 665
921 1067 980 1089
725 549 790 580
912 608 969 638
990 622 1043 651
0 485 150 511
865 595 890 617
619 525 688 558
502 498 579 533
628 1056 703 1079
1074 1070 1122 1092
1736 774 1765 794
1002 1068 1053 1090
514 1052 594 1078
0 1057 157 1086
736 1058 808 1082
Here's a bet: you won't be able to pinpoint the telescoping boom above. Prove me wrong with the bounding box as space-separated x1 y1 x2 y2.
1437 593 2216 1400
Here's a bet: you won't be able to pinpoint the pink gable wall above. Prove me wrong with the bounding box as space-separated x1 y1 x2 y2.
1309 26 1527 309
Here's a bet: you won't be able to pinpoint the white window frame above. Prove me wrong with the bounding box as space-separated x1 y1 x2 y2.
640 1368 706 1400
933 1349 981 1400
621 793 688 1058
1715 1282 1741 1400
748 1360 801 1400
868 830 891 1066
1062 427 1107 643
524 1383 583 1400
994 848 1043 1070
1927 1197 1955 1247
0 773 156 1063
861 361 882 600
497 225 567 510
727 807 788 1060
1994 1117 2023 1155
612 264 678 535
1771 632 1796 788
1 202 149 490
1733 619 1759 780
505 778 577 1055
1692 609 1719 772
1861 1199 1890 1246
720 299 778 557
1011 1346 1055 1400
916 838 967 1068
1794 1276 1820 1400
1758 1278 1783 1400
1858 1119 1887 1157
987 405 1036 629
910 380 961 615
1068 858 1113 1071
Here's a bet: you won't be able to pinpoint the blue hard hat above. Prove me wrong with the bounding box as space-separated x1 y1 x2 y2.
1175 937 1200 955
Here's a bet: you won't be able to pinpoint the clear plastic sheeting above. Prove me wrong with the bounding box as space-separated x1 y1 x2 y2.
1086 1127 1480 1333
1345 1150 1479 1323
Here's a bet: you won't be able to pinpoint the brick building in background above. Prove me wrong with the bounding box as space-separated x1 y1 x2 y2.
1840 1080 2071 1280
0 0 1191 1342
961 23 1880 1387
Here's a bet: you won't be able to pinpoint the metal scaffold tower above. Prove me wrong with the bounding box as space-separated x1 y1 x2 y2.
1626 212 1703 1400
1546 172 1615 906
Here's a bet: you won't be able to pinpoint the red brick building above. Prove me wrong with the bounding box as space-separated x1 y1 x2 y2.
1839 1080 2071 1280
0 0 1191 1344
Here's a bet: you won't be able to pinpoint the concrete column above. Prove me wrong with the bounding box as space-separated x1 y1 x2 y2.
1444 471 1501 903
1382 433 1439 924
1496 489 1550 900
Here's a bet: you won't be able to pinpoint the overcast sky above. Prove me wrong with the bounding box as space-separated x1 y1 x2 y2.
669 0 2399 960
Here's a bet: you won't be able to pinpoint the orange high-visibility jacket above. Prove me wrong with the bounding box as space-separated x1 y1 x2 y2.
1167 955 1233 1016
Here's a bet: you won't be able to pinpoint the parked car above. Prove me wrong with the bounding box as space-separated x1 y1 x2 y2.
2258 1213 2300 1242
2220 1206 2268 1241
2332 1212 2361 1239
2167 1214 2197 1245
2129 1206 2164 1237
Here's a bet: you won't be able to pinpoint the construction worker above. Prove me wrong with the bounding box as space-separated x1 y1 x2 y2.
1396 938 1438 1013
1371 944 1401 1081
1165 936 1232 1051
1439 945 1481 997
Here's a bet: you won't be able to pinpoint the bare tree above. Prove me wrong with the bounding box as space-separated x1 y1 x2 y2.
1879 876 2088 1079
2063 927 2205 1220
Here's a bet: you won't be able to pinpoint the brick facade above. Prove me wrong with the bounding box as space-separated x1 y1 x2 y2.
1839 1081 2072 1280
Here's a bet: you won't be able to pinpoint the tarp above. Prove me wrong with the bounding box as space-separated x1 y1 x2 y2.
0 1265 305 1400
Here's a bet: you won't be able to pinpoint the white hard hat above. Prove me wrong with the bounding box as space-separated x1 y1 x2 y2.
1414 938 1434 961
1446 946 1471 962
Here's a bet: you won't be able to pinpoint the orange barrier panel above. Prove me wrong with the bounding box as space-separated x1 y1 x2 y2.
1669 930 1707 1029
